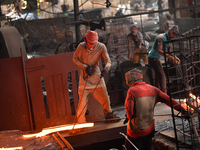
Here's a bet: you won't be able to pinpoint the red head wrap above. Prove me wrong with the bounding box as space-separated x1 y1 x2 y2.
84 30 98 50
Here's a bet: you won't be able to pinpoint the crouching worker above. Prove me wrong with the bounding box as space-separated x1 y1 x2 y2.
73 30 120 124
123 68 187 150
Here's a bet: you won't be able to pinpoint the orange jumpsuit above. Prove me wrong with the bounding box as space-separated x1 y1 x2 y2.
73 42 112 123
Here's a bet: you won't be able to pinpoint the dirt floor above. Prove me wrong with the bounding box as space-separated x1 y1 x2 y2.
0 130 62 150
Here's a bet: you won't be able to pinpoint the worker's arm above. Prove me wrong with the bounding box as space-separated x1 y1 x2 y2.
127 36 132 60
168 46 180 65
156 88 187 114
162 23 166 32
101 44 111 71
158 38 180 65
159 46 180 65
124 89 134 119
73 44 88 70
133 32 144 56
158 45 174 60
133 47 139 55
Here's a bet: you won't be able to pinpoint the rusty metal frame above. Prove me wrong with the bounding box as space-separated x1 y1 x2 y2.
163 27 200 149
25 52 80 129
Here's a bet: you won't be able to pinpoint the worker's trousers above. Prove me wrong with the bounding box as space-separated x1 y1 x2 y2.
133 49 148 65
149 57 167 93
125 129 155 150
76 86 112 123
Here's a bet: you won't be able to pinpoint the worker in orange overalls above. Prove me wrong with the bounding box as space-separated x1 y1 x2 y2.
73 30 120 123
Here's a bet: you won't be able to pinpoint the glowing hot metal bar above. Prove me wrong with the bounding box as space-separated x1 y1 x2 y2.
0 147 23 150
23 123 94 138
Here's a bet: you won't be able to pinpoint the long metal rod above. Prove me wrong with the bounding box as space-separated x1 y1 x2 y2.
57 132 74 150
73 0 81 42
52 133 68 150
163 42 179 150
119 132 139 150
21 48 33 130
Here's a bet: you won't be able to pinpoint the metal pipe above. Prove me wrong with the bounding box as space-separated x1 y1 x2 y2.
119 132 139 150
64 5 200 25
73 0 81 42
163 38 179 150
52 133 68 150
57 132 74 150
21 48 34 130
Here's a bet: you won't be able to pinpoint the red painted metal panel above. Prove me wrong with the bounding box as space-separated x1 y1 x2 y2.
25 52 80 129
0 57 32 131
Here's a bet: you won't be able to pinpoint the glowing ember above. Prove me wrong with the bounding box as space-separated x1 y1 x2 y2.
182 92 200 111
23 123 94 138
182 98 192 110
0 147 23 150
189 93 200 103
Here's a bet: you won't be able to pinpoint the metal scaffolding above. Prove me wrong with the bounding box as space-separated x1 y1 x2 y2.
163 26 200 149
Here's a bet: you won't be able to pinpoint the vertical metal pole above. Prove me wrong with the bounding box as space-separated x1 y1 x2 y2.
194 0 197 27
52 0 54 17
92 0 94 8
74 0 81 42
140 14 145 48
172 0 176 19
20 48 34 130
163 41 179 150
140 0 144 9
140 14 143 35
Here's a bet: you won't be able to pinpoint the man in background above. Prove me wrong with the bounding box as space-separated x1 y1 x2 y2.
148 25 180 93
127 25 149 66
162 13 175 32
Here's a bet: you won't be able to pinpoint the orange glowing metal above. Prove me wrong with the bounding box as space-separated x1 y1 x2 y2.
0 147 23 150
182 92 200 111
189 93 200 103
23 123 94 138
182 98 192 110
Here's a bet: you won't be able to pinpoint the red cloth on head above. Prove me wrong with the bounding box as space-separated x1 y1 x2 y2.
84 30 98 50
125 68 143 87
